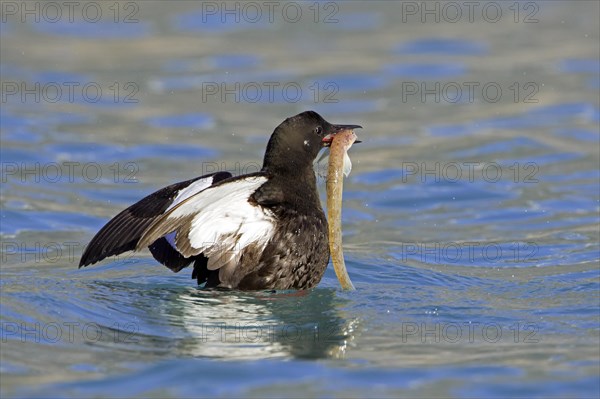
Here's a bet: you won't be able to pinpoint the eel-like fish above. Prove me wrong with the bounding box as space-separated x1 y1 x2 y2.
326 129 358 290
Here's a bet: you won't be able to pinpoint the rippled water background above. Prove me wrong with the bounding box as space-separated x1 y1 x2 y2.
1 1 599 397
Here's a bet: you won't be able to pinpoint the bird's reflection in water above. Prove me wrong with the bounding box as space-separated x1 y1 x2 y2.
172 287 359 360
84 280 359 361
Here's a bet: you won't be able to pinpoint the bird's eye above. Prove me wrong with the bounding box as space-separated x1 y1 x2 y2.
314 126 323 135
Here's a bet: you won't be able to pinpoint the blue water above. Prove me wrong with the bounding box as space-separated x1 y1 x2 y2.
1 1 599 398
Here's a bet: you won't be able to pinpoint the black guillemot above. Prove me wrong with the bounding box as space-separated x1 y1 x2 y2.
79 111 361 290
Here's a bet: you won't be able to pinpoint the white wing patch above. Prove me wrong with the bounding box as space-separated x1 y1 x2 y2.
167 176 215 212
139 176 275 283
164 175 215 249
182 177 273 264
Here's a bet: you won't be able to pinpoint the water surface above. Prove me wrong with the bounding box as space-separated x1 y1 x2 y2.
1 1 599 398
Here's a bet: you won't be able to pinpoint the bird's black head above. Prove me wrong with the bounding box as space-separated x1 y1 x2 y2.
262 111 361 174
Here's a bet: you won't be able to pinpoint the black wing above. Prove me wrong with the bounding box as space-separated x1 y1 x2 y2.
79 171 232 268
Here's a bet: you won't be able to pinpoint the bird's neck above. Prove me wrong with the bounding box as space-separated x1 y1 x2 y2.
263 162 317 186
262 163 321 209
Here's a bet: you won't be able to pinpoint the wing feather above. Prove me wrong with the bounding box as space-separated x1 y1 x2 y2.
79 171 232 267
136 175 275 274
